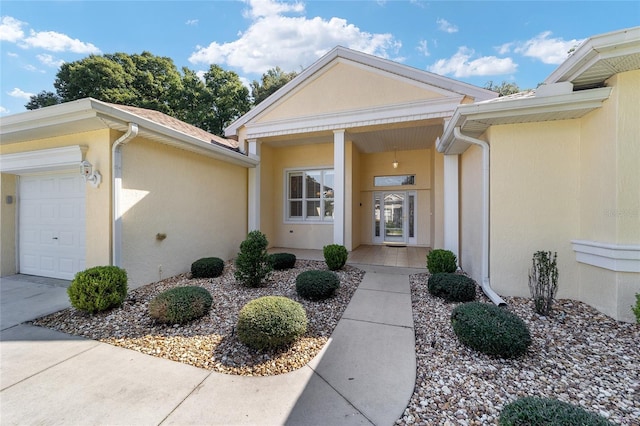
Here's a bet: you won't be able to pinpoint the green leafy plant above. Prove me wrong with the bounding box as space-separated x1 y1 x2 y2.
67 266 128 314
426 249 457 274
428 273 476 302
323 244 348 271
191 257 224 278
234 230 272 288
148 286 213 324
499 397 614 426
268 252 297 270
528 251 559 316
633 293 640 324
451 302 531 359
236 296 308 351
296 270 340 301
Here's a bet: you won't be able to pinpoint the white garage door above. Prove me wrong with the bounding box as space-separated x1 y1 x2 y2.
19 173 86 280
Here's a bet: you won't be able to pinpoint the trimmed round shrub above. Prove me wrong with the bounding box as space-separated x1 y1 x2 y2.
451 302 531 358
427 249 457 274
323 244 348 271
499 397 614 426
428 273 476 302
296 270 340 301
67 266 128 314
237 296 307 351
191 257 224 278
148 286 213 324
268 252 297 270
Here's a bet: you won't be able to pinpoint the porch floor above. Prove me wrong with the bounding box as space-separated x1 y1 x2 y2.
269 245 429 269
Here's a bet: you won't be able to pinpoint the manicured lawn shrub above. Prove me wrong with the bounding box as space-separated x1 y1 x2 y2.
451 302 531 359
323 244 348 271
428 273 476 302
296 270 340 301
191 257 224 278
426 249 457 274
633 293 640 324
148 286 213 324
499 397 614 426
237 296 307 351
67 266 128 314
268 252 297 270
235 230 272 288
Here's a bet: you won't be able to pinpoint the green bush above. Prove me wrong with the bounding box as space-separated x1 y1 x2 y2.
234 230 272 288
148 286 213 324
296 270 340 301
426 249 457 274
428 273 476 302
451 302 531 359
67 266 128 314
633 293 640 324
268 253 297 270
191 257 224 278
323 244 348 271
237 296 307 351
499 397 614 426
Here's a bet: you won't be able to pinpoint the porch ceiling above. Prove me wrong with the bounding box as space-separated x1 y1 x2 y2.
259 119 443 154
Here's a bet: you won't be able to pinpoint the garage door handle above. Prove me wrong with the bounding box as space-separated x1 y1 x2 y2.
52 237 58 240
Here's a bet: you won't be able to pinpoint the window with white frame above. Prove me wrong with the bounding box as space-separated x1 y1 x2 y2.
287 169 334 222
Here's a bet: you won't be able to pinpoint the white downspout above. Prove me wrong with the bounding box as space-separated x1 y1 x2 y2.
453 127 506 306
112 123 139 267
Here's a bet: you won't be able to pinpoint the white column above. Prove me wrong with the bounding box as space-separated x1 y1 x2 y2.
247 139 261 232
333 130 345 245
443 154 459 262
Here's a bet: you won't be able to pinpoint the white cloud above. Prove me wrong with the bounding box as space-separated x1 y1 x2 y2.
0 105 9 114
22 30 101 54
0 16 25 42
190 0 401 75
496 42 514 55
436 18 458 34
514 31 583 65
186 19 199 26
8 87 34 100
37 53 64 68
428 46 517 78
417 40 429 57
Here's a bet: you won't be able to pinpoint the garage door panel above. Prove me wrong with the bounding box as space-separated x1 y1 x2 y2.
19 173 86 280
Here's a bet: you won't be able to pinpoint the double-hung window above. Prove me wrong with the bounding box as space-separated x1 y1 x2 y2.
287 169 334 222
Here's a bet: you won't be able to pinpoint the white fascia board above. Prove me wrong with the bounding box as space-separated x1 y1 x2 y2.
572 240 640 272
243 97 463 139
0 145 87 174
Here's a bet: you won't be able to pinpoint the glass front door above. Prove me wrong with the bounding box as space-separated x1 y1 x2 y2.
384 193 405 243
374 191 415 245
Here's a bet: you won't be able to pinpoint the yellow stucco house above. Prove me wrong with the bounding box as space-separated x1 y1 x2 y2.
1 27 638 322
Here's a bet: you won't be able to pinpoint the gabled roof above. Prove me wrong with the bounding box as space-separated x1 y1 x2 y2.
438 27 639 154
225 46 497 137
0 98 257 167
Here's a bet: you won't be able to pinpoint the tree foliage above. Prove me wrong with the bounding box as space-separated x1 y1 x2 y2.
250 66 297 105
484 80 522 97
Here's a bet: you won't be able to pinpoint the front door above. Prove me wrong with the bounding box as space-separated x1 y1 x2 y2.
373 191 416 245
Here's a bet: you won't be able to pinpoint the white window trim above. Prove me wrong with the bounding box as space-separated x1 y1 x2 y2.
284 167 335 224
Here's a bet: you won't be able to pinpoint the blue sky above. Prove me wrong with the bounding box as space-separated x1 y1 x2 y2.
1 0 638 116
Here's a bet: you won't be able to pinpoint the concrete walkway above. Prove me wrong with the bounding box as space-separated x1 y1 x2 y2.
0 265 420 425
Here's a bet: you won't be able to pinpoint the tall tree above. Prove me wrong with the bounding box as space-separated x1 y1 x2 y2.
484 80 522 97
25 91 60 110
202 65 251 135
250 67 298 105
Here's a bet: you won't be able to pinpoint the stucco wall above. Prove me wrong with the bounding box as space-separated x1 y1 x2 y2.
120 138 248 288
459 144 483 284
0 173 17 276
489 121 581 300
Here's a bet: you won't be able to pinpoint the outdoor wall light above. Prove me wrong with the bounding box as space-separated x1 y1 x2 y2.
392 149 399 169
80 160 102 188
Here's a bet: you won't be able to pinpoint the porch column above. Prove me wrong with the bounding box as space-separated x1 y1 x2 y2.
247 139 261 232
443 154 459 263
333 130 345 245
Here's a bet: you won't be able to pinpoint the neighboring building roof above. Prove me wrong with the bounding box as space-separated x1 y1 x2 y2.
0 98 257 167
225 45 498 138
437 26 639 154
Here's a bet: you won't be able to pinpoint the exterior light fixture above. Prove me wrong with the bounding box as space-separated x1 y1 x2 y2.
80 160 102 188
392 149 399 169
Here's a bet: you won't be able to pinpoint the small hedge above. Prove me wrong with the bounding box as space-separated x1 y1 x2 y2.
427 249 457 274
237 296 307 351
296 270 340 301
633 293 640 324
268 253 297 270
235 230 272 288
451 302 531 359
428 273 476 302
191 257 224 278
499 397 614 426
148 286 213 324
67 266 128 314
323 244 348 271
